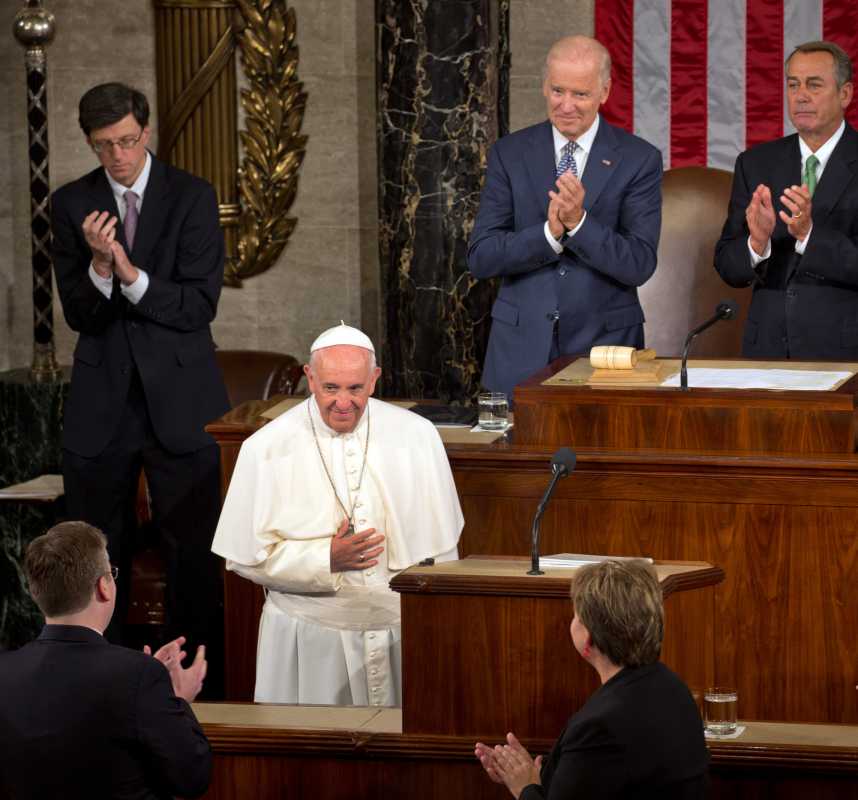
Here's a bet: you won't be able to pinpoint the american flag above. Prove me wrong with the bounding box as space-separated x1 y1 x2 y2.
595 0 858 169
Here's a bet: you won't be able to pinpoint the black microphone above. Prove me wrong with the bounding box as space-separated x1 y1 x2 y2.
679 299 738 390
528 448 576 575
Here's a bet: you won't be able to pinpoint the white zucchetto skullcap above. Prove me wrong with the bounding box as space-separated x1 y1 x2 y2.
310 321 375 354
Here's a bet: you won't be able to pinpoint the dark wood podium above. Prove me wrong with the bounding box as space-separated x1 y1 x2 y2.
446 356 858 724
393 557 722 740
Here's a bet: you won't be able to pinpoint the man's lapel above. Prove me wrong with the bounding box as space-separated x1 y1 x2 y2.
811 124 858 222
131 153 170 269
581 119 623 209
525 121 558 218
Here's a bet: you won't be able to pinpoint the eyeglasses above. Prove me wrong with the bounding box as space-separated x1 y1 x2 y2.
90 130 144 154
108 565 119 581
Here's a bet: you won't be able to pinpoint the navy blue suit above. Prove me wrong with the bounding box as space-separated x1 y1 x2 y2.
715 125 858 359
469 118 663 398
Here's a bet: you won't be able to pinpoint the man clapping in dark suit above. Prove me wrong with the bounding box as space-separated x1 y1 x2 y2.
50 83 229 677
468 36 663 400
716 41 858 359
0 522 211 800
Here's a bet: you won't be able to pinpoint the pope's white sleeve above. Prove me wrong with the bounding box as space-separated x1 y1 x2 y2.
226 536 342 594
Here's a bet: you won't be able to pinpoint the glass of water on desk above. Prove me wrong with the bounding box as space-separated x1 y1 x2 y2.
477 392 508 430
704 687 738 735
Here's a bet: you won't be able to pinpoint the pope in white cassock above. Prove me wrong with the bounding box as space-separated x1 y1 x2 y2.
211 323 464 705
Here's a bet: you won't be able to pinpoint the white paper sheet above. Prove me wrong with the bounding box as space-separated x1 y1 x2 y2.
540 553 654 568
661 368 852 391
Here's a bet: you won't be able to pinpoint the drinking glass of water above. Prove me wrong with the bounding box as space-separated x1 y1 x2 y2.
704 687 738 735
477 392 508 430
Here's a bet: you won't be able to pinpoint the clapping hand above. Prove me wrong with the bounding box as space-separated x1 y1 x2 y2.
475 733 542 799
144 636 207 702
82 211 117 277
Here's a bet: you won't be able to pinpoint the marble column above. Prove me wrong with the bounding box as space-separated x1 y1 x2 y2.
377 0 509 401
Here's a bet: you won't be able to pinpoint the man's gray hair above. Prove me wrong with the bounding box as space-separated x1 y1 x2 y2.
543 36 612 87
786 40 853 88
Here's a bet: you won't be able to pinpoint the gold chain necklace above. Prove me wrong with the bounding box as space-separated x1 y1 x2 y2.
307 401 370 535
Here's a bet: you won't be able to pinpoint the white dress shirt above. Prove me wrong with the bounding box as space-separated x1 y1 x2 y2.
88 150 152 304
544 114 601 253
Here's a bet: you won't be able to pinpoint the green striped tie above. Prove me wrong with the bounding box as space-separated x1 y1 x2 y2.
803 154 819 197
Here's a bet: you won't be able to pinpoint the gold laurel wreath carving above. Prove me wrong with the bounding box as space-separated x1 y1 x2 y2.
227 0 308 287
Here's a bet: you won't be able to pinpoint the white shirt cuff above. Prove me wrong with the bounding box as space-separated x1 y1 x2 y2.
747 236 771 266
120 269 149 305
794 223 812 254
543 211 587 255
567 210 587 237
88 264 114 299
544 221 563 254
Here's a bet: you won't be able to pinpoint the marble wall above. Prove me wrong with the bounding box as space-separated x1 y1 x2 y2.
0 0 593 374
376 0 507 401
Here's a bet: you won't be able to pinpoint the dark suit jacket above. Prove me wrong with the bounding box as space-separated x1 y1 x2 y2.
521 662 708 800
0 625 211 800
51 153 230 457
468 118 663 398
715 125 858 359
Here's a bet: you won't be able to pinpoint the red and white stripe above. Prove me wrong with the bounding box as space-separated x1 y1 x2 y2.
595 0 858 169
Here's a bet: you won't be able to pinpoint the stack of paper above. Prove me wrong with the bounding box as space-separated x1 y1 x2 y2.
540 553 654 568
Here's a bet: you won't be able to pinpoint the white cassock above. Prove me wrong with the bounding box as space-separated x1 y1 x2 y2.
211 396 463 705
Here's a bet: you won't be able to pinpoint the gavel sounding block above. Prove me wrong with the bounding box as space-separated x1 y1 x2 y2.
588 346 663 384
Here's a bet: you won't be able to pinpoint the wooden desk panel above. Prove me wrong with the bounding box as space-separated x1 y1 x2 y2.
514 357 858 454
448 448 858 724
196 707 858 800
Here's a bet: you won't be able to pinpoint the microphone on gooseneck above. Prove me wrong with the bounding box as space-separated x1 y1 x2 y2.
528 448 576 576
679 299 739 390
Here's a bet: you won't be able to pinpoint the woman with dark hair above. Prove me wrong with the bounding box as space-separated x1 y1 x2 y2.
475 560 708 799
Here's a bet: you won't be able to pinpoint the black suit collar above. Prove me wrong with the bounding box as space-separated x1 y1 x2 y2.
38 624 106 645
811 122 858 222
592 661 661 695
131 153 171 268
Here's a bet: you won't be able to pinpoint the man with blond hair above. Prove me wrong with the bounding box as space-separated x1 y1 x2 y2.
0 521 211 800
212 323 463 706
469 35 663 400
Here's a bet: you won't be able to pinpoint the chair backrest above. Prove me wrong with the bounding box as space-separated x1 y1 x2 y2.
214 349 304 409
640 166 752 357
